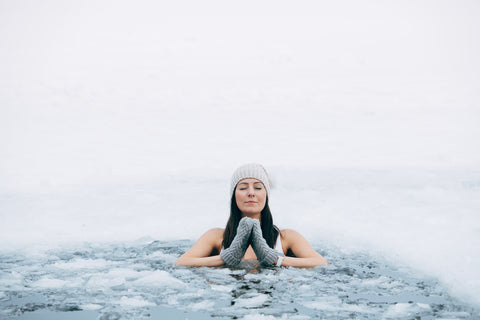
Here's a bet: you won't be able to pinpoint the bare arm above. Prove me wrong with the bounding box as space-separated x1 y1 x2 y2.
175 228 225 267
280 229 328 268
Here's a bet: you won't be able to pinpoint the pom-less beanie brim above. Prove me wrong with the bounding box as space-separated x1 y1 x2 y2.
230 163 271 196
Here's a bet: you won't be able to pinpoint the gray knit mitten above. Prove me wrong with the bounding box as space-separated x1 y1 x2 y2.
251 219 283 266
220 217 254 267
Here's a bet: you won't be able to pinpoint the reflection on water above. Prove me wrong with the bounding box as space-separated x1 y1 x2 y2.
0 240 478 319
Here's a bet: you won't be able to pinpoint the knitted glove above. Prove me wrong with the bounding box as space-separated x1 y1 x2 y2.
251 219 284 267
220 217 254 267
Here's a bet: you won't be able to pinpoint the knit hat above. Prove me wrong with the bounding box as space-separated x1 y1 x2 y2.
230 163 271 196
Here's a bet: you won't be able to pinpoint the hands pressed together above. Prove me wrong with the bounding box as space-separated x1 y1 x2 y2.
220 217 284 268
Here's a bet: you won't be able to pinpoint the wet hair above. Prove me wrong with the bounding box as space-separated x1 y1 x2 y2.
222 192 279 249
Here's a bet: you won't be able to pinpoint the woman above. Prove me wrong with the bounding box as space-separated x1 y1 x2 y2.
175 163 328 268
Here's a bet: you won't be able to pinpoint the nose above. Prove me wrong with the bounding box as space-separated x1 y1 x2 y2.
247 186 255 196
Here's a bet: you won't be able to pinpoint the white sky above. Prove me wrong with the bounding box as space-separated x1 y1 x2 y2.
1 0 479 189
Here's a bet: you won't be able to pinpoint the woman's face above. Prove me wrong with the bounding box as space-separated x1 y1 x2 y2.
235 178 267 217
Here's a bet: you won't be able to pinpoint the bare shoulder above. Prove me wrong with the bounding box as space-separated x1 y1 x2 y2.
279 228 324 261
200 228 224 248
180 228 224 259
203 227 224 238
279 229 305 241
279 228 313 251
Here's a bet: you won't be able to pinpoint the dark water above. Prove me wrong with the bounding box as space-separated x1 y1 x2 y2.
0 240 478 319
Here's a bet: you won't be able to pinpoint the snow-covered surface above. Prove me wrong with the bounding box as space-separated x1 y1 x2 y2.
1 0 479 318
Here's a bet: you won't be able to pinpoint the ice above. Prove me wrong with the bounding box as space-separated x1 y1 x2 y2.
1 0 480 318
79 303 103 310
189 300 215 311
144 251 177 264
119 296 154 308
0 271 23 290
383 302 432 319
85 268 138 288
440 311 476 319
301 297 373 314
2 169 478 310
52 258 114 270
32 277 75 289
211 284 235 293
233 293 269 308
241 314 284 320
0 240 478 319
131 270 186 288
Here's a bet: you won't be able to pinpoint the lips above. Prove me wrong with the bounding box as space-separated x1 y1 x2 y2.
246 201 257 204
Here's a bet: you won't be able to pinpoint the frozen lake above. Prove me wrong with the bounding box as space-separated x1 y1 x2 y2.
1 1 479 318
1 239 478 320
1 168 479 319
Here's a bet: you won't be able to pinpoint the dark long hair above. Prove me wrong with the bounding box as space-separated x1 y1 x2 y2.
222 193 279 249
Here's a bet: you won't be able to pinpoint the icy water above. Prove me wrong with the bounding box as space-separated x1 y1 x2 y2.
0 240 478 320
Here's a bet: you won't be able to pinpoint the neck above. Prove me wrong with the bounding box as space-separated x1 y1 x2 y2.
242 212 261 221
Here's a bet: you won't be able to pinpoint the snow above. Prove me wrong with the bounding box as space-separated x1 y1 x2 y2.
1 0 480 317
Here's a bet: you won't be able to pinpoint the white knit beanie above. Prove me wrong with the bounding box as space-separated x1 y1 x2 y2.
230 163 271 196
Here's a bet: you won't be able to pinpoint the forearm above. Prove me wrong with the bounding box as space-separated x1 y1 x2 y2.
175 255 225 267
280 256 328 268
